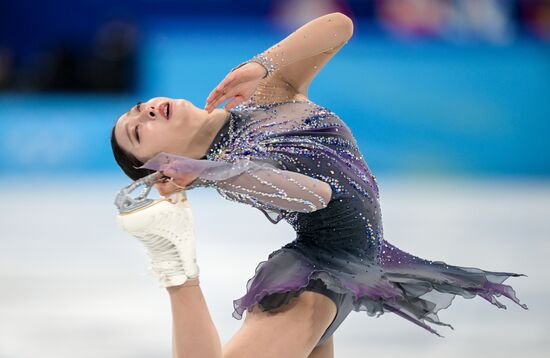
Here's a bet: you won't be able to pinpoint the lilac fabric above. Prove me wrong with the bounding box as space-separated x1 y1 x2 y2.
141 99 528 342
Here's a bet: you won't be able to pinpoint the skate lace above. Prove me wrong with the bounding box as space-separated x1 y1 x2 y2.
141 233 182 276
135 210 191 278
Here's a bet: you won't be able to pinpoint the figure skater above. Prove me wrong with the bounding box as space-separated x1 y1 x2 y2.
110 12 528 358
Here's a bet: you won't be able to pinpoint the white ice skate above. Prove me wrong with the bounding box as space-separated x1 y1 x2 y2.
114 172 200 288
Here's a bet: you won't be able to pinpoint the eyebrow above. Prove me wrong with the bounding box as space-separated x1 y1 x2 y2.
125 101 142 117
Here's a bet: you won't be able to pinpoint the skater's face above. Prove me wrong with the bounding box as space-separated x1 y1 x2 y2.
113 97 203 163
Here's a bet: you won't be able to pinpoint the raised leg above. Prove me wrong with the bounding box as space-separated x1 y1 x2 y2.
222 291 337 358
167 278 222 358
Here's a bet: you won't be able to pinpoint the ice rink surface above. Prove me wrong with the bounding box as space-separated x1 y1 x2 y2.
1 175 548 357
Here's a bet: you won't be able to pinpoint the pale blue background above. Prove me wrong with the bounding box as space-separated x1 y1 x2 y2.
1 18 549 177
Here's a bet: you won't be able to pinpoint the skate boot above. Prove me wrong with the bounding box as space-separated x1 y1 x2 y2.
114 173 199 287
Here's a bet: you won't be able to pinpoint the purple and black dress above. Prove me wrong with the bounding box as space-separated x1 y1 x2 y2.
140 98 528 348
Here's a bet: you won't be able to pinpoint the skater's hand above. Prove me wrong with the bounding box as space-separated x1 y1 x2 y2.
154 170 199 197
204 62 267 113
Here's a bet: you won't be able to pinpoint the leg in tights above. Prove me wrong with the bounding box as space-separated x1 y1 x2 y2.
167 278 223 358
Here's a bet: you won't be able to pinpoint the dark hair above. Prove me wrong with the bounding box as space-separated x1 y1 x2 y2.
110 124 155 181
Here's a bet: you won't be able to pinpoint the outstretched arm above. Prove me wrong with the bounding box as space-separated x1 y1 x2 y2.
142 152 333 223
251 12 354 96
205 12 354 110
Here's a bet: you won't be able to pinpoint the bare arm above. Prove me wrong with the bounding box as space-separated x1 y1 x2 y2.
249 12 354 100
205 12 354 109
148 153 333 214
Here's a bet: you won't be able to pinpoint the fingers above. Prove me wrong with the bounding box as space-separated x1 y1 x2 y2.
223 95 244 110
206 85 251 113
206 77 231 103
206 89 246 113
162 169 177 178
205 92 232 113
155 180 186 197
205 75 236 111
154 170 185 196
154 182 176 197
155 169 200 197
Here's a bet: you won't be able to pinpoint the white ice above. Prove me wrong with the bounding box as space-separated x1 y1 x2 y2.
0 175 547 357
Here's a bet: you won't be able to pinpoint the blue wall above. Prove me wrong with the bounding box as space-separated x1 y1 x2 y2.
0 17 548 178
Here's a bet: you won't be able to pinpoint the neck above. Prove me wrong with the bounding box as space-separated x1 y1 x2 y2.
187 108 230 159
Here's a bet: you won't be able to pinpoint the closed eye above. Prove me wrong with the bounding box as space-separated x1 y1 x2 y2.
133 101 143 143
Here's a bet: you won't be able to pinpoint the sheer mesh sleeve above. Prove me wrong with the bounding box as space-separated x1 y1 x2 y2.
232 12 354 105
139 152 333 223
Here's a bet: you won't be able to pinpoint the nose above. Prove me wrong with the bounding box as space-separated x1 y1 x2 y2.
137 104 158 123
146 104 158 119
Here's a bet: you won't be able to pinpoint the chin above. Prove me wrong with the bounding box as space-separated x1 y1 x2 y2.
178 98 193 108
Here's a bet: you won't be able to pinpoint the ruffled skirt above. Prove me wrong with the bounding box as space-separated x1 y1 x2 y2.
231 239 528 338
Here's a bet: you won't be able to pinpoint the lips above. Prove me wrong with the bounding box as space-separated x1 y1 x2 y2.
158 102 170 120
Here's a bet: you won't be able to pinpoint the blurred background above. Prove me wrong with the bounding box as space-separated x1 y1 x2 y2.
0 0 548 357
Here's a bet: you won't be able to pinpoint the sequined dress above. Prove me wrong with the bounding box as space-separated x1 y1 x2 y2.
140 98 529 339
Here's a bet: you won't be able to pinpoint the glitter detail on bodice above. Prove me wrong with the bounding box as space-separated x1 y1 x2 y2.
137 12 529 338
201 99 384 261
